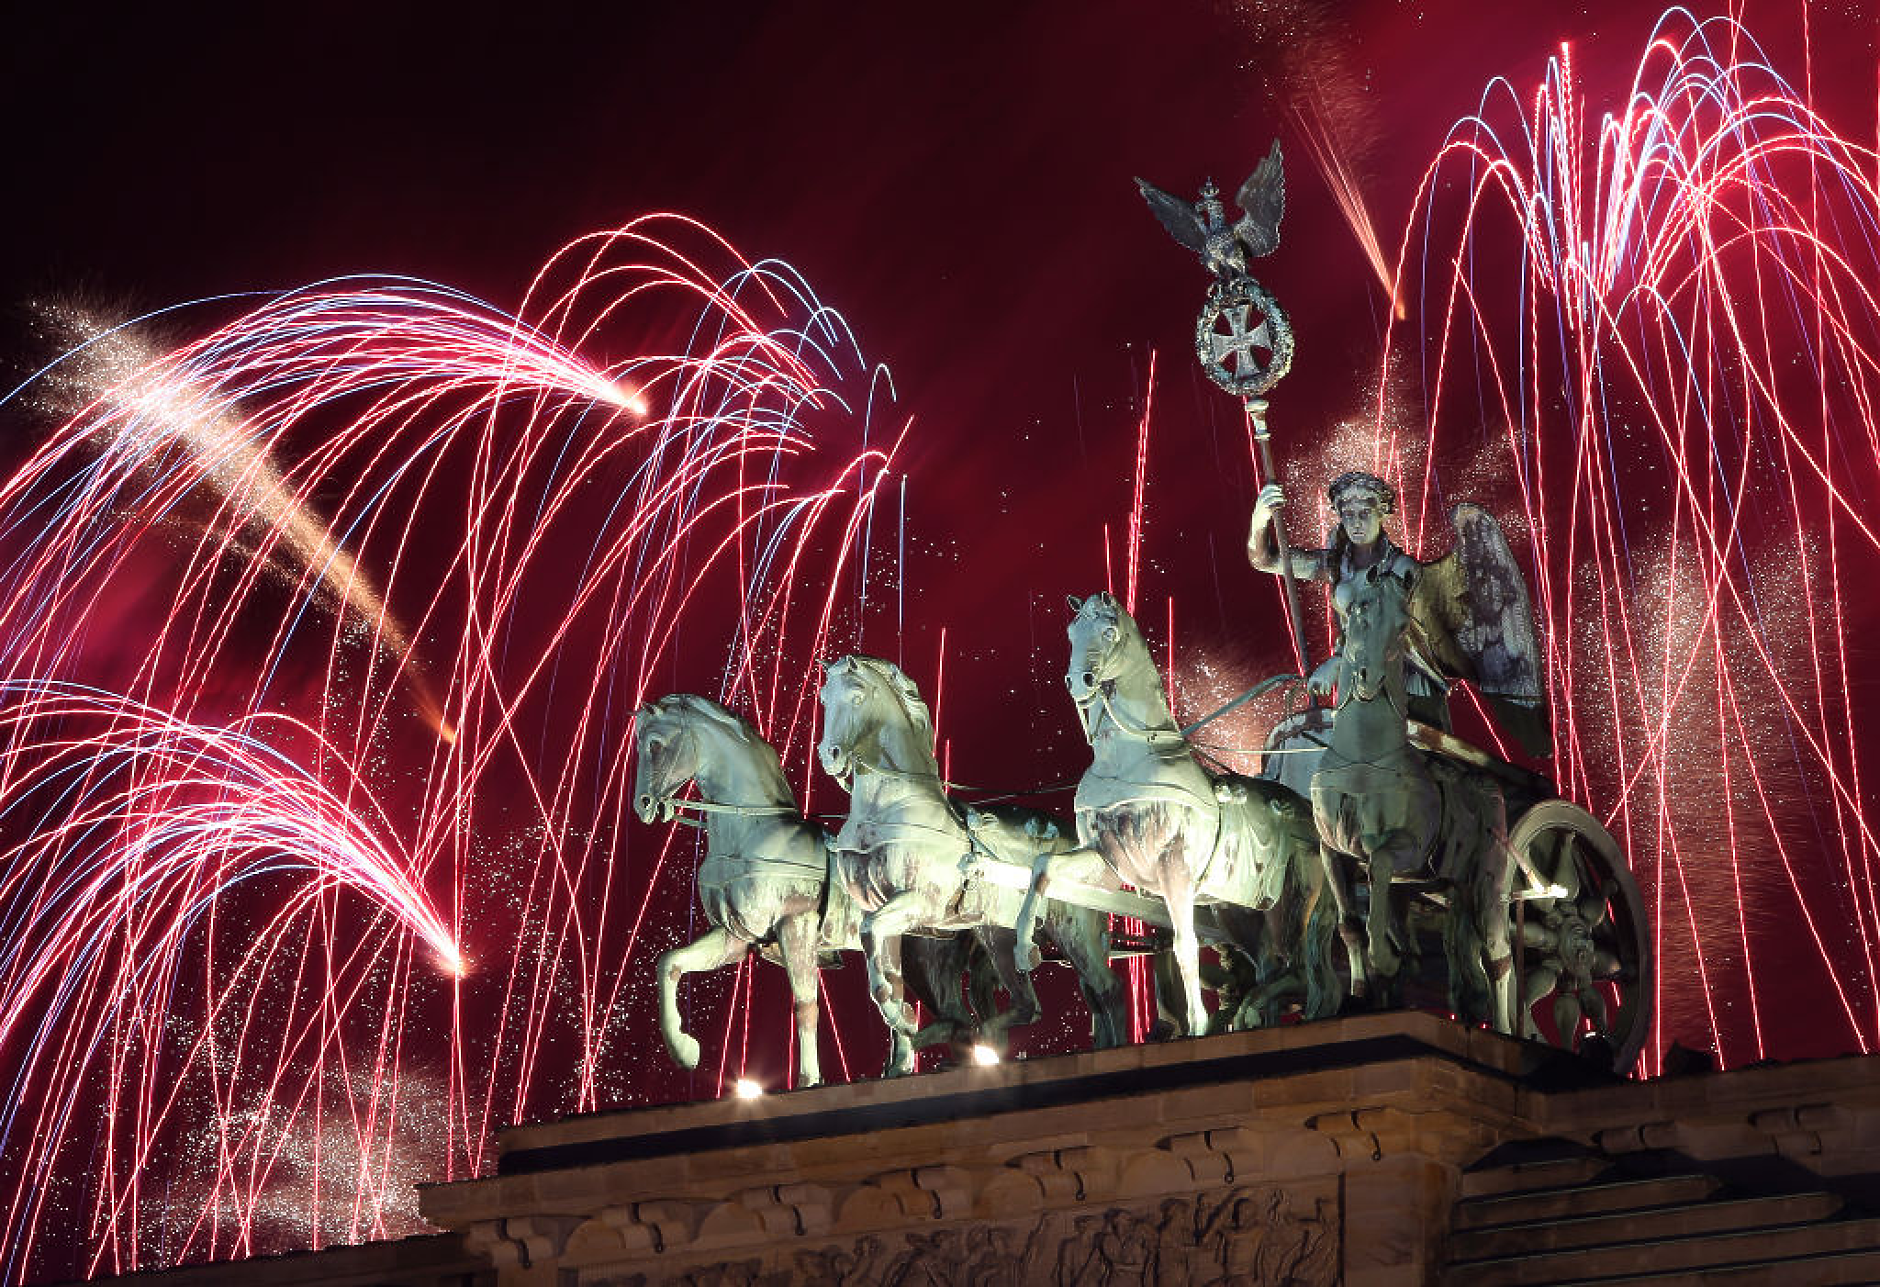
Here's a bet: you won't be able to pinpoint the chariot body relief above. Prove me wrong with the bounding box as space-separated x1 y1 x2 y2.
1247 470 1452 729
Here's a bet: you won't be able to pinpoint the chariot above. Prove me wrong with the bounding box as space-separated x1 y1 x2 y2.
1262 703 1652 1073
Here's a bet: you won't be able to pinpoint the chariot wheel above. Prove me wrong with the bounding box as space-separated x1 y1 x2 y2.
1507 799 1652 1075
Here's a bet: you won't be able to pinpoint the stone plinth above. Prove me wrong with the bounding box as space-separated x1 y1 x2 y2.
418 1011 1545 1286
79 1013 1880 1285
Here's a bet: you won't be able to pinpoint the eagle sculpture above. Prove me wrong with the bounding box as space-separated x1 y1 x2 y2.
1136 139 1286 281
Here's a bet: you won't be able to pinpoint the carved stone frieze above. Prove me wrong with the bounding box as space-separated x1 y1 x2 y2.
579 1182 1338 1287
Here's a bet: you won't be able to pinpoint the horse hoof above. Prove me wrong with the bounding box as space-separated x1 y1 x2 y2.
1232 1004 1269 1032
671 1033 701 1070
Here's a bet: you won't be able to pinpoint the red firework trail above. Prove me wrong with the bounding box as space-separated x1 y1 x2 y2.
0 216 904 1279
0 682 459 1276
1289 91 1407 320
1373 10 1880 1073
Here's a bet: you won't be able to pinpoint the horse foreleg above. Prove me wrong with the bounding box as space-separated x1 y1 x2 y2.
962 934 1006 1049
1298 855 1343 1020
1012 846 1113 979
1212 905 1275 1031
656 926 747 1071
860 895 923 1039
905 934 976 1052
1364 834 1420 997
1239 970 1302 1028
883 1029 917 1079
1146 948 1186 1040
1321 844 1369 1002
1163 882 1208 1039
776 912 824 1088
974 926 1040 1051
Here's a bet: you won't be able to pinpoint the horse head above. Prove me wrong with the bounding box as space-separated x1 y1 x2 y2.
817 655 935 783
1337 566 1412 705
633 695 700 823
1065 591 1143 706
635 694 790 821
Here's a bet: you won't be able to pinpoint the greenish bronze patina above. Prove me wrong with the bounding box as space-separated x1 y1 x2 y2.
634 694 1005 1085
816 657 1129 1073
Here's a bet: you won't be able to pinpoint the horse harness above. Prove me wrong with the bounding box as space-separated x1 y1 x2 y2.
1072 679 1238 895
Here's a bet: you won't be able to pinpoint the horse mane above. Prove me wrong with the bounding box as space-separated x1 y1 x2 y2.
660 692 760 740
651 693 796 804
1079 589 1132 627
1076 591 1152 654
846 656 935 744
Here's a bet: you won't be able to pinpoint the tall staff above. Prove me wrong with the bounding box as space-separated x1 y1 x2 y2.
1135 141 1306 669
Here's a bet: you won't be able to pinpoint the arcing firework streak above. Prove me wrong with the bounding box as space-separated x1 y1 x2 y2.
0 216 905 1278
1376 10 1880 1071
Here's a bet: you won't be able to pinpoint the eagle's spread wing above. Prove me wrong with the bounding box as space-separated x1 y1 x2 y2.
1135 178 1208 256
1233 138 1286 259
1409 503 1552 757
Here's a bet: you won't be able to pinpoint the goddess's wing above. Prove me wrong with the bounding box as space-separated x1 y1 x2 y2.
1410 503 1552 757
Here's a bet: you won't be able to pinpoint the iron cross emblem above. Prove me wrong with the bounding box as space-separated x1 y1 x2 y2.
1196 275 1294 397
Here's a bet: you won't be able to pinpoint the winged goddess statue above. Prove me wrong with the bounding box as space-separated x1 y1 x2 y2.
1249 472 1554 758
1135 138 1286 283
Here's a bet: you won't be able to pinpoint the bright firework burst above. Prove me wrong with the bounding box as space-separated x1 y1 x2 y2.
1367 9 1880 1072
0 216 903 1279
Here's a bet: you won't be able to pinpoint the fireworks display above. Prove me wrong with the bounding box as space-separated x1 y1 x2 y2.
0 1 1878 1280
1377 9 1880 1070
0 221 904 1278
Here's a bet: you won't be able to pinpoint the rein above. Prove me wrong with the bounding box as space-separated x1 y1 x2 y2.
643 719 801 827
1179 672 1304 736
798 664 1322 816
665 797 796 820
1074 680 1185 749
824 743 940 798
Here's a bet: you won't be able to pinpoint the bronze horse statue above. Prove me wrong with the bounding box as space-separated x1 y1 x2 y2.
816 656 1129 1071
1014 592 1336 1035
1312 565 1516 1030
634 693 1008 1086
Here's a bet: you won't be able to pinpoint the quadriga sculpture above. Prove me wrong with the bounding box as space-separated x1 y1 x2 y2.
816 656 1129 1071
633 693 1008 1086
1014 592 1336 1035
1312 566 1515 1030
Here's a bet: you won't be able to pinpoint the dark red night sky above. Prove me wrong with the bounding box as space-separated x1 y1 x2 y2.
5 0 1876 1043
3 2 1880 1276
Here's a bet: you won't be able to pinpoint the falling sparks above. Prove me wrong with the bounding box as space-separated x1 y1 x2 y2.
1379 10 1880 1072
0 216 904 1280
